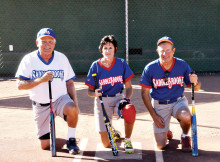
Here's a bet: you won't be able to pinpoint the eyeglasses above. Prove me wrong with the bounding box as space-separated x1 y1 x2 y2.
164 71 170 83
40 40 55 45
103 47 113 51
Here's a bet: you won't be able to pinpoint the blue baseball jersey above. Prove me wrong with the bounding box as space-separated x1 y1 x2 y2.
85 57 134 95
139 57 192 100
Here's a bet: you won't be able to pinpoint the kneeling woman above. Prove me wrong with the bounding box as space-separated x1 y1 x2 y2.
85 35 136 154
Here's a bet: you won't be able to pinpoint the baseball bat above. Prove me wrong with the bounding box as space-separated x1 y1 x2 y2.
48 81 56 157
92 73 118 156
191 71 198 156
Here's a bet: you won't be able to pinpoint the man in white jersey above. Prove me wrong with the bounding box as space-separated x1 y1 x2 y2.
15 28 80 155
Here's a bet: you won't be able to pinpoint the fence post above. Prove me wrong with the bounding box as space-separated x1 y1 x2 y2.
125 0 129 64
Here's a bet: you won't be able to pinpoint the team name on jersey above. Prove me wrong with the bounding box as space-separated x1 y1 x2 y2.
32 70 64 81
99 75 123 88
153 76 184 89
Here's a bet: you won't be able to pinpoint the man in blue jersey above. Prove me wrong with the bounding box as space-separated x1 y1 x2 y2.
140 36 201 152
85 35 136 153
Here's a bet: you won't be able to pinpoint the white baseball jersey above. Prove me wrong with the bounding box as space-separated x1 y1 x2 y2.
15 50 75 103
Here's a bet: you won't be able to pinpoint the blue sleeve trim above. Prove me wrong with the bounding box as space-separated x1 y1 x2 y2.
66 76 76 82
16 75 30 80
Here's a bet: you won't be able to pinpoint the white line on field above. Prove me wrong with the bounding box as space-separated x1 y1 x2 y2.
154 139 164 162
94 142 142 160
73 138 88 162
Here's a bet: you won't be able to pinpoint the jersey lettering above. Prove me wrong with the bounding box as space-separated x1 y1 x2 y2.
99 75 123 88
32 70 64 81
153 76 184 89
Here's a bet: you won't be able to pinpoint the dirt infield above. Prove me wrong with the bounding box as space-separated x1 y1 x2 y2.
0 75 220 162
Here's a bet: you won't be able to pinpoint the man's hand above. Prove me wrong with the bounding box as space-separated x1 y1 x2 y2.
189 73 201 91
189 73 198 85
41 71 53 82
153 115 165 128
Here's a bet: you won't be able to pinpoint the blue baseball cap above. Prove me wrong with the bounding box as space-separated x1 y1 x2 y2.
157 36 174 46
37 28 56 40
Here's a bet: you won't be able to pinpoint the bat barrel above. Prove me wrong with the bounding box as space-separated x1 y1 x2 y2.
192 147 198 156
191 71 198 157
50 113 56 157
49 81 56 157
192 113 198 156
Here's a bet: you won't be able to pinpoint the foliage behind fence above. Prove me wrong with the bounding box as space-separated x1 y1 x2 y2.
0 0 219 77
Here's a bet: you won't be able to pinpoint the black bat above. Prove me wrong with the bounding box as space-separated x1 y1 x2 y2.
92 73 118 156
48 81 56 157
191 71 198 156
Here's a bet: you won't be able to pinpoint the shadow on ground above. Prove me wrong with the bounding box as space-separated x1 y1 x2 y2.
1 75 220 115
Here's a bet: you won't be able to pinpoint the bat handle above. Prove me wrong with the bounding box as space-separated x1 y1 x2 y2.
48 81 53 113
48 81 52 99
92 73 99 88
92 73 102 100
191 71 195 100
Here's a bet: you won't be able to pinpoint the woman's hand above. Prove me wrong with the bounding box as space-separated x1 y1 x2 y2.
94 88 103 97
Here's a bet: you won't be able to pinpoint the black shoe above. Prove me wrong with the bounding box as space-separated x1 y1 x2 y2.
181 136 192 152
167 130 173 140
112 127 121 140
66 138 80 155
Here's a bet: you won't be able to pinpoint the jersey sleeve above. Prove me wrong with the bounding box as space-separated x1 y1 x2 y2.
122 59 134 82
15 55 32 80
139 65 153 88
85 61 97 89
184 62 193 87
64 56 76 82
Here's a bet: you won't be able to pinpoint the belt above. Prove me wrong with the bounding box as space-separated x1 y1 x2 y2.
102 91 123 97
32 101 50 106
158 96 183 105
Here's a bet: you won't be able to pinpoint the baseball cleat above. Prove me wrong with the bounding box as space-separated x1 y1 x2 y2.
124 139 134 154
167 130 173 140
181 136 192 152
66 138 80 155
112 127 121 140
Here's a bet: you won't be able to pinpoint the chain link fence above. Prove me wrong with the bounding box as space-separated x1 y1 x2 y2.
0 0 219 78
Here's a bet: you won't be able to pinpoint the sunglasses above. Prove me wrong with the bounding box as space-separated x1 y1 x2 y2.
164 71 170 83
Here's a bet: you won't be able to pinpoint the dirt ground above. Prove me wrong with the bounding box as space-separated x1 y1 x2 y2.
0 75 220 162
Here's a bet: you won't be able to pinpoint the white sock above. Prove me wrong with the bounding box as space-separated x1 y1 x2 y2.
125 138 130 141
181 133 189 138
67 127 76 140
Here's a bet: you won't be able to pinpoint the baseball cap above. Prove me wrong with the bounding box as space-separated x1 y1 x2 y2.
157 36 174 46
37 28 56 40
